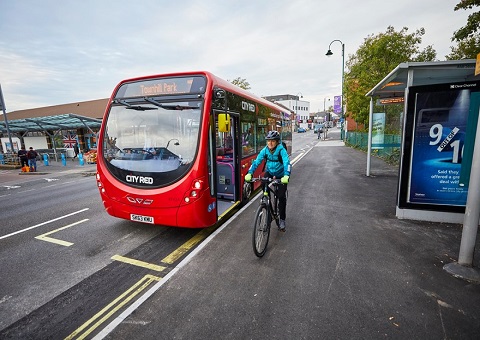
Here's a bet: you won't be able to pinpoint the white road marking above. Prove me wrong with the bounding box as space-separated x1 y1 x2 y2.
0 208 90 240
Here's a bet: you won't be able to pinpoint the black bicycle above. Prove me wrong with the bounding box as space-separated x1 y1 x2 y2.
251 177 286 257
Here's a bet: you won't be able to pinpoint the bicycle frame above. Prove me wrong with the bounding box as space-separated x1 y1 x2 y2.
261 179 280 227
251 177 282 257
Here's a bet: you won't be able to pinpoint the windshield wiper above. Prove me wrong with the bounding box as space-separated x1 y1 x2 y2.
143 98 198 111
114 100 157 111
144 97 164 107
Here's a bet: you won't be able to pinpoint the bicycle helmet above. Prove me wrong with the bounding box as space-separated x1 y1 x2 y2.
265 130 280 140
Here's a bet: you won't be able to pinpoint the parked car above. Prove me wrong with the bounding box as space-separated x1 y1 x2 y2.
297 127 306 133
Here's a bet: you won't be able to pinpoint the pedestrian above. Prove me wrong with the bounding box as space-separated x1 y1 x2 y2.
18 146 28 168
317 124 323 139
27 147 38 172
72 144 79 161
244 130 291 231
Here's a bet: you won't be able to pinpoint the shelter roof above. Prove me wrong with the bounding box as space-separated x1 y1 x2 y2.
6 98 108 120
0 113 102 134
366 59 479 99
1 98 108 134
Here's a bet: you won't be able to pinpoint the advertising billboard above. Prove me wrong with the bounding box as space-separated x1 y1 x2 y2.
398 81 480 212
372 112 385 149
333 96 342 113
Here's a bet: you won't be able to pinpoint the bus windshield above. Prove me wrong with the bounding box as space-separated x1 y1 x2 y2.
102 97 202 187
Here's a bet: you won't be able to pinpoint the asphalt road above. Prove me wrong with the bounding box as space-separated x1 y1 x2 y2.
0 171 173 332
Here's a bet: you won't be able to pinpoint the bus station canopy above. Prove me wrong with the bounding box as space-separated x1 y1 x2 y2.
366 59 478 99
0 113 102 134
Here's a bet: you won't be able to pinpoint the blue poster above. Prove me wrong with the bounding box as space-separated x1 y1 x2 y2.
408 89 471 205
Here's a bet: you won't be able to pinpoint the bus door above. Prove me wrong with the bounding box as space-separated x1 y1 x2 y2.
215 111 240 216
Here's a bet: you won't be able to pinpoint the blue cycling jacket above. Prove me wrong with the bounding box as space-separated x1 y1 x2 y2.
248 144 291 178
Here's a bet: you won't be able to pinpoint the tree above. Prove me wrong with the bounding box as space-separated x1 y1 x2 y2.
344 26 436 127
229 77 251 90
446 0 480 59
452 0 480 41
447 35 480 59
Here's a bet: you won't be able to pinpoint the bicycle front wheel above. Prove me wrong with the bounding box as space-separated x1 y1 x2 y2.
252 204 270 257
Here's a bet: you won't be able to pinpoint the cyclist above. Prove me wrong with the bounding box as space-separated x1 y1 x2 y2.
244 130 291 231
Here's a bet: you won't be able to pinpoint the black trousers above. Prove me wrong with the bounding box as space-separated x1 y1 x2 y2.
264 172 287 220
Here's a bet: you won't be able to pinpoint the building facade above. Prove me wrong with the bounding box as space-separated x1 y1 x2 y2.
263 94 311 130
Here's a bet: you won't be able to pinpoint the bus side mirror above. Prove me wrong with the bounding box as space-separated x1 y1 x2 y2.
214 89 226 99
218 113 231 132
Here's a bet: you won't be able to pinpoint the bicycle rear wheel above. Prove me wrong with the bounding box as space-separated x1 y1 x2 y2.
252 204 270 257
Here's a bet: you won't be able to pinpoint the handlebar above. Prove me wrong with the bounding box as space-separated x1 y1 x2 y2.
249 177 281 183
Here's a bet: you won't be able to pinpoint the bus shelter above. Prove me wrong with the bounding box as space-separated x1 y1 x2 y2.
0 113 102 161
365 59 479 223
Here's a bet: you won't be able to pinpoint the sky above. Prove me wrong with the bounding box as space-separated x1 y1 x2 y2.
0 0 475 113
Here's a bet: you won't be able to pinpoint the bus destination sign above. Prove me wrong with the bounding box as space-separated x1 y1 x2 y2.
116 76 206 98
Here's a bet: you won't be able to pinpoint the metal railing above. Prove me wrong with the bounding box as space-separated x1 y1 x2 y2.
0 153 20 165
346 132 401 164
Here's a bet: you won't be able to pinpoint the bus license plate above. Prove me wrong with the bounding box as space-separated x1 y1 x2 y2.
130 214 154 224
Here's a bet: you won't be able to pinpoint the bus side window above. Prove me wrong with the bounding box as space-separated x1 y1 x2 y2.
256 127 267 153
241 123 255 157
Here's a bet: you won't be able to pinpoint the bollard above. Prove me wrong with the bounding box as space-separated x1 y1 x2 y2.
79 153 85 166
61 153 67 166
43 153 49 166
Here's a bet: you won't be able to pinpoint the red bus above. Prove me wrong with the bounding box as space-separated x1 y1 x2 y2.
96 71 292 228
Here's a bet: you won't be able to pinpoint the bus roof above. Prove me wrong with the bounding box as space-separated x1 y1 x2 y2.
115 71 292 117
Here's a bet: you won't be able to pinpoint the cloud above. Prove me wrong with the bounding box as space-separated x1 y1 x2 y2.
0 0 473 112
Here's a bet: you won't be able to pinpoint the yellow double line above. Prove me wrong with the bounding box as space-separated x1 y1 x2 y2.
65 274 161 340
66 225 216 339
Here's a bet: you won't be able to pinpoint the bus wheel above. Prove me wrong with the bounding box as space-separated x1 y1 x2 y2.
243 182 252 201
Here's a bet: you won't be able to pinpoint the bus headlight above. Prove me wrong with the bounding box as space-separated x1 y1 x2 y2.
183 177 204 204
193 180 202 190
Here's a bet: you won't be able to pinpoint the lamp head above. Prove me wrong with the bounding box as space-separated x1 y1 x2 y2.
326 49 333 56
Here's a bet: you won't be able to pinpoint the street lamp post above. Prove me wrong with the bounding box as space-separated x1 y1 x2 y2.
326 40 345 140
295 92 303 131
323 97 331 124
323 97 330 112
0 84 15 153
